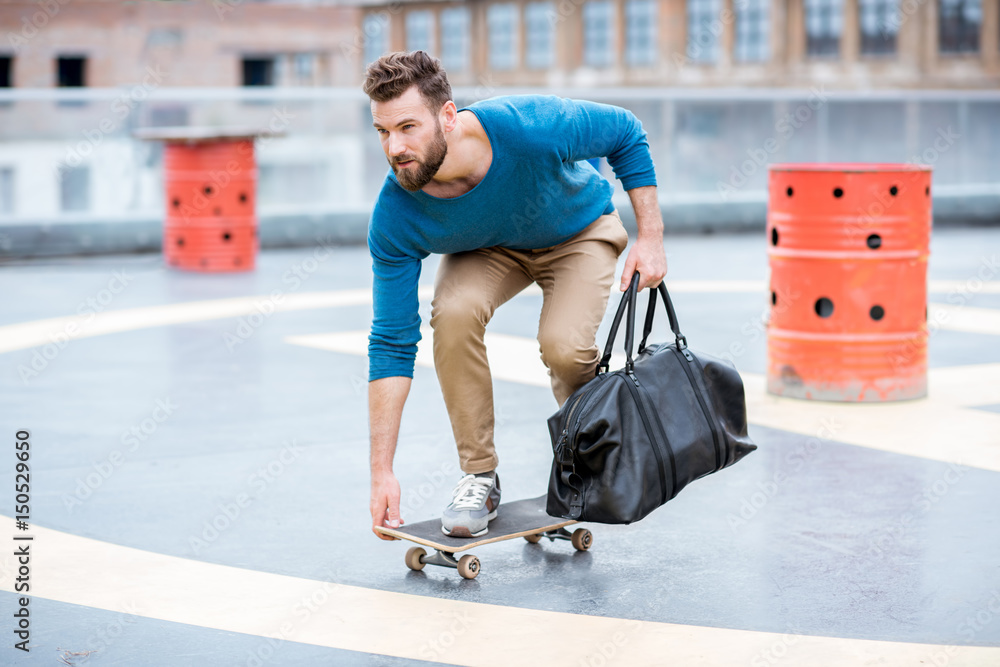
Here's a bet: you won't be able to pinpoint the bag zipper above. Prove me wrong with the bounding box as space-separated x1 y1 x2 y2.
554 377 611 519
668 347 723 471
689 356 730 467
557 374 609 450
631 377 678 502
621 371 669 505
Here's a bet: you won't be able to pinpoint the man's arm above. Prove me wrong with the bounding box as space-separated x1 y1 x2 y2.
620 185 668 292
369 375 411 540
543 98 665 290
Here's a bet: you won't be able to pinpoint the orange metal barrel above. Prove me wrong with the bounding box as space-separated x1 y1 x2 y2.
766 163 932 402
162 139 257 272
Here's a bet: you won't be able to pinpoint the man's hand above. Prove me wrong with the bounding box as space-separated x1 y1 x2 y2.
368 376 411 540
370 471 403 540
620 235 668 292
620 185 667 292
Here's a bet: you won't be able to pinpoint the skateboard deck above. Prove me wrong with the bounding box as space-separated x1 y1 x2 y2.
376 495 593 579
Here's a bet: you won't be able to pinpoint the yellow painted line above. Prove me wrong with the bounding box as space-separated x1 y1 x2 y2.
288 331 1000 473
2 280 997 356
926 362 1000 407
929 280 1000 294
741 372 1000 473
2 284 999 662
0 290 374 355
1 518 997 666
930 304 1000 336
287 328 621 390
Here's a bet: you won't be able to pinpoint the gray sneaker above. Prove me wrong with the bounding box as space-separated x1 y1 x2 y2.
441 473 501 538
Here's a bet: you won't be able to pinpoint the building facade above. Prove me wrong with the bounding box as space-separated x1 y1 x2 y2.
357 0 1000 89
0 1 995 258
0 0 360 89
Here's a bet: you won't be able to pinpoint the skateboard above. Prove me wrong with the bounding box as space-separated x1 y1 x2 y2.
375 495 594 579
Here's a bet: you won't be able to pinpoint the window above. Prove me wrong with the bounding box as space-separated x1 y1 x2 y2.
525 3 555 69
242 58 275 86
362 13 390 66
734 0 770 62
686 0 721 64
860 0 898 54
488 4 519 70
0 56 12 88
584 1 615 68
0 167 13 214
59 167 89 212
145 28 183 49
804 0 843 57
57 56 86 87
441 7 470 71
939 0 981 54
406 10 435 54
294 53 314 82
625 0 658 66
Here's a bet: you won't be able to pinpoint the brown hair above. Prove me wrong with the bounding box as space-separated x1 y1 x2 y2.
363 51 452 111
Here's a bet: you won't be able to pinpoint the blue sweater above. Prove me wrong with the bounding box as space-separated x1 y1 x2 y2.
367 95 657 381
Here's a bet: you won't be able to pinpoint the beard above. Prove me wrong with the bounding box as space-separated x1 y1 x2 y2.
390 123 448 192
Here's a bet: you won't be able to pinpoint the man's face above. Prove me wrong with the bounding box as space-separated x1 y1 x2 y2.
371 86 448 192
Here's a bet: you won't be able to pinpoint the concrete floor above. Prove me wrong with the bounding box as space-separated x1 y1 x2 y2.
1 228 999 665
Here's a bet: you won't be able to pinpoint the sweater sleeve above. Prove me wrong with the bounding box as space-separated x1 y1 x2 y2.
551 97 657 191
367 215 423 382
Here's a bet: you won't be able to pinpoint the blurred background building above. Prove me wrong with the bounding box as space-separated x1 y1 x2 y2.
0 0 359 89
0 0 996 257
358 0 998 89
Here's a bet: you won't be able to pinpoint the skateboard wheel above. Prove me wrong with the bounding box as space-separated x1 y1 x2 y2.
571 528 593 551
457 554 480 579
405 546 426 571
524 533 542 544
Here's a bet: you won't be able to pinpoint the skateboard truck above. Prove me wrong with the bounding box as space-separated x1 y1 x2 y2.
407 547 481 579
522 526 591 548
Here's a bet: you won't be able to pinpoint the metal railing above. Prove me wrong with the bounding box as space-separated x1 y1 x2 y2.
0 86 997 256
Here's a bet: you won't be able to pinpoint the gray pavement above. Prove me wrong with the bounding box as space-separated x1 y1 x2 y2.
1 227 999 664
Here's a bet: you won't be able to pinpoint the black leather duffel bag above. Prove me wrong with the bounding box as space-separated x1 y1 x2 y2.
547 274 757 523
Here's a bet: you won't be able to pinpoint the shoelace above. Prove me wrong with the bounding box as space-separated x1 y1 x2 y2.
450 474 493 511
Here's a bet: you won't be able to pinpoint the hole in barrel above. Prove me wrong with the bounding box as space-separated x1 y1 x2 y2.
239 192 248 204
771 227 779 246
176 237 185 247
771 291 777 306
833 187 844 198
204 185 213 196
925 186 930 196
786 186 793 197
870 305 885 321
172 197 180 209
890 185 898 196
814 297 834 318
222 231 232 242
867 233 882 249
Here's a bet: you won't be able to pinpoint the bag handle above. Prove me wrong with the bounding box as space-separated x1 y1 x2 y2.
598 272 640 375
638 283 687 353
598 274 687 375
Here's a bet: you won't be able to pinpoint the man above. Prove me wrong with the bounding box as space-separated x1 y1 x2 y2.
365 51 667 540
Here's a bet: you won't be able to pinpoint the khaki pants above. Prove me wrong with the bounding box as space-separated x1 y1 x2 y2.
430 211 630 474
